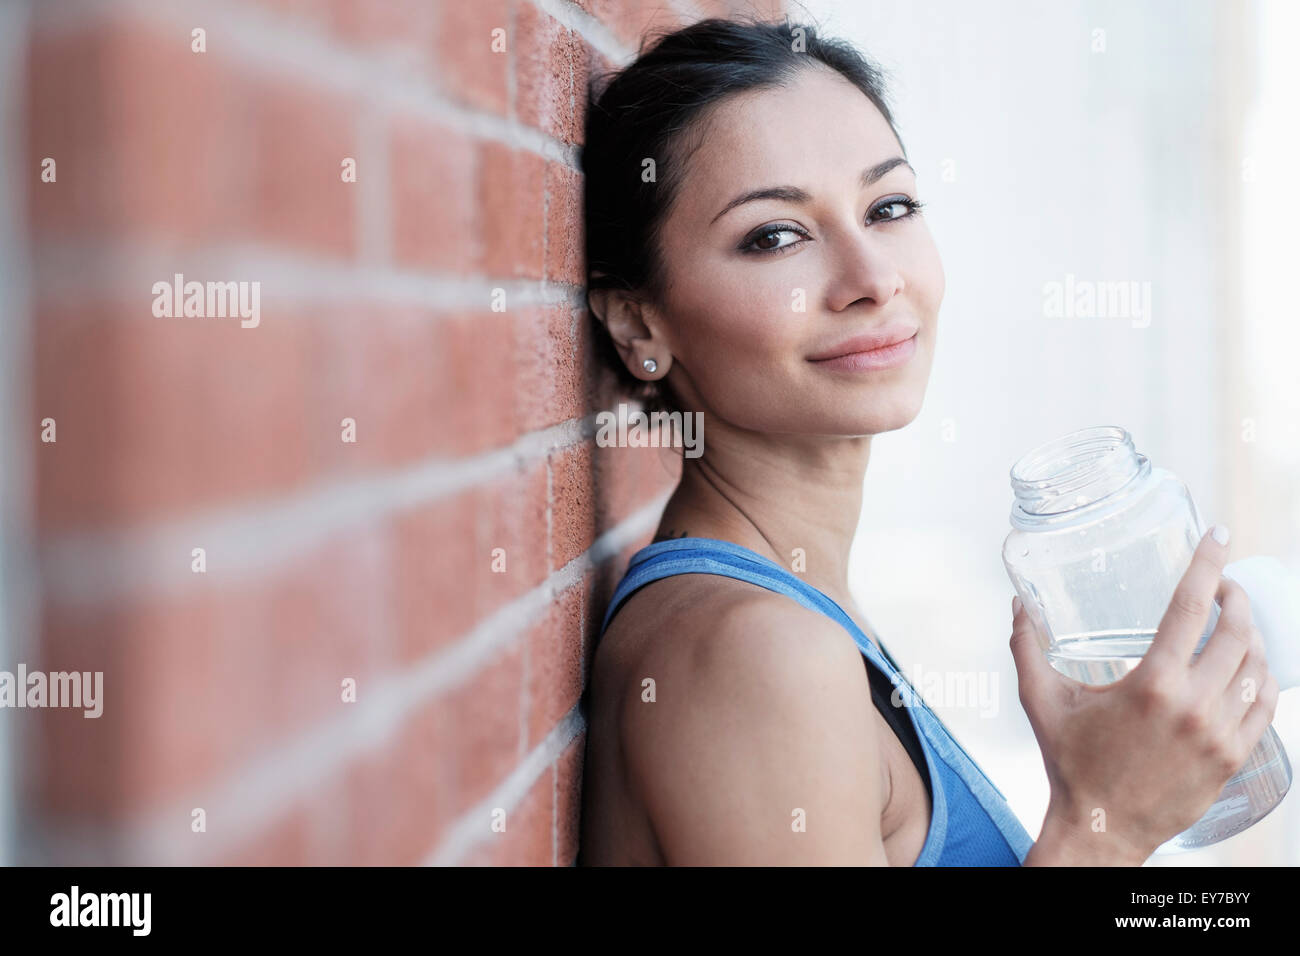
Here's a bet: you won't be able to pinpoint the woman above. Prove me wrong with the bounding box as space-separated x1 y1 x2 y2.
577 17 1277 866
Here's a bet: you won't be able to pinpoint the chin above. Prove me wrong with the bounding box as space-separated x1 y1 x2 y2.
844 385 928 436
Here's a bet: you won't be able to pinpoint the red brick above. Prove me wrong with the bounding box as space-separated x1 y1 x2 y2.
254 527 393 734
31 524 389 819
549 440 596 569
525 580 584 751
389 494 475 661
515 3 587 145
512 303 591 433
474 464 551 615
479 142 546 279
426 310 522 456
556 731 586 866
220 698 453 867
210 801 317 866
441 643 526 816
433 0 511 115
27 22 227 244
243 0 445 67
582 0 689 54
387 460 548 663
27 22 357 257
316 304 447 472
340 722 449 866
244 0 332 20
206 773 354 865
693 0 734 17
391 498 468 657
34 302 325 532
550 437 679 569
462 764 553 865
390 117 481 273
342 750 412 866
330 0 436 47
242 81 359 259
33 592 252 819
18 0 740 872
544 161 585 285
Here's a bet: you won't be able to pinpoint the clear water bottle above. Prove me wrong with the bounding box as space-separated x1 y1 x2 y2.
1002 425 1292 853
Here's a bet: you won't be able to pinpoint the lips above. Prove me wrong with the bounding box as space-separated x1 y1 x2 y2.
807 322 920 362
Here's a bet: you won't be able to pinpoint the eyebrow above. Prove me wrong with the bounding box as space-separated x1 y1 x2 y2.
709 156 914 226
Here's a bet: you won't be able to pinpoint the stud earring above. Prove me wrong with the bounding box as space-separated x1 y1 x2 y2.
642 358 658 374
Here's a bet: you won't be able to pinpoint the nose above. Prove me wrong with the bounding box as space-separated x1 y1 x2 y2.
824 230 905 311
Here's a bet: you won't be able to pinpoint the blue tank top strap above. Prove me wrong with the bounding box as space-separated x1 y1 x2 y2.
600 535 1036 867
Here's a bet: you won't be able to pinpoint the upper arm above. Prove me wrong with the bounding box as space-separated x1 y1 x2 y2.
622 593 890 865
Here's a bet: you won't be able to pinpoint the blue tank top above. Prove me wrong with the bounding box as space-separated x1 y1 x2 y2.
599 536 1035 867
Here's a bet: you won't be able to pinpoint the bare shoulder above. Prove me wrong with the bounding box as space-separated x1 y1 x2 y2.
600 573 887 864
602 571 860 670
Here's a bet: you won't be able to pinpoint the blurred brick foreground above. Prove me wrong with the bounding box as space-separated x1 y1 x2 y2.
3 0 779 865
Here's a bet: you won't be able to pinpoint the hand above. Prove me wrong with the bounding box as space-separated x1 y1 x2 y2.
1010 526 1281 864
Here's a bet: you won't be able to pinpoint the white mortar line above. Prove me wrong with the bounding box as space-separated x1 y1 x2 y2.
534 0 634 64
31 496 663 864
31 240 586 310
31 0 586 169
424 706 586 866
38 414 607 605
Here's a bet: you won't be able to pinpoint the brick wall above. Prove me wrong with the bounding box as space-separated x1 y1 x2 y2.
9 0 781 865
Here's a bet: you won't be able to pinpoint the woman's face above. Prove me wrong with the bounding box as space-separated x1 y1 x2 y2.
647 66 945 437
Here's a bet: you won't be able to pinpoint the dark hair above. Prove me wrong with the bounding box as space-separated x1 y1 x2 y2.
582 15 905 416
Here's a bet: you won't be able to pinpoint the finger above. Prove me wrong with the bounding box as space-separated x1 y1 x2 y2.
1146 525 1231 671
1008 595 1068 718
1190 577 1254 695
1218 626 1269 726
1233 672 1280 760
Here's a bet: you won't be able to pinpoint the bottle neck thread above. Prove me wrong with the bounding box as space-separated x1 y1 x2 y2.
1010 426 1148 525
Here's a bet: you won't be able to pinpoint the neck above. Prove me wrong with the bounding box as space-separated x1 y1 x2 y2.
653 422 872 604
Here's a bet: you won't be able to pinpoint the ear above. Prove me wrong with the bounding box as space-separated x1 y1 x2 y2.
587 285 671 380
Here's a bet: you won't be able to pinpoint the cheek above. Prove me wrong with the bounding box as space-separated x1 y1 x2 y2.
664 270 816 421
908 233 945 313
673 266 804 369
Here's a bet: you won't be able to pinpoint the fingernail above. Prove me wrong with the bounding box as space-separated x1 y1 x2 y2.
1012 596 1023 615
1211 524 1230 546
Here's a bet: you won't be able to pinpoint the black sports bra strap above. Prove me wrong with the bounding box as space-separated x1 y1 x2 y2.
864 656 933 802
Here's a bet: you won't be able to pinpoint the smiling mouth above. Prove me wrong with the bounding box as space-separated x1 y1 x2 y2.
807 332 918 372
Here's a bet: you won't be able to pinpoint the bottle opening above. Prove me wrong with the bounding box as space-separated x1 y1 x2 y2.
1010 425 1147 518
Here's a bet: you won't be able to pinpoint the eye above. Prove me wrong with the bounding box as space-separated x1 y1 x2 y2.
738 198 926 257
741 223 810 255
869 197 925 223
